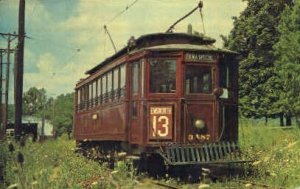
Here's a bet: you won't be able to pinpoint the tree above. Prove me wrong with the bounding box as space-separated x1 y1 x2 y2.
23 87 47 116
225 0 293 122
273 0 300 127
22 88 75 136
50 93 74 137
7 104 15 121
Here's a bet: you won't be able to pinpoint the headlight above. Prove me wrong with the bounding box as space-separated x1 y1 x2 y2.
194 119 205 130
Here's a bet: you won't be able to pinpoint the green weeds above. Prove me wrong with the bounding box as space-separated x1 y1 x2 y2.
2 120 300 188
238 120 300 188
4 135 137 189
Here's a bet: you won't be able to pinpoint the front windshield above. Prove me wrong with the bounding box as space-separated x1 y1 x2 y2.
149 59 176 93
185 65 212 94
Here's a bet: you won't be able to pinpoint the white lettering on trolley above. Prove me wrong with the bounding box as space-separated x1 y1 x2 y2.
152 115 169 137
185 52 214 62
150 107 172 115
150 106 172 138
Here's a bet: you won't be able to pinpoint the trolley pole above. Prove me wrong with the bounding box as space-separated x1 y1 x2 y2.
14 0 25 141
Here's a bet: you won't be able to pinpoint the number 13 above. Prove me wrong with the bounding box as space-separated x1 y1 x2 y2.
152 116 169 137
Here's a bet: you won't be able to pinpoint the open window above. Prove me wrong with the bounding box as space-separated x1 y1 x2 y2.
219 56 238 100
185 65 212 94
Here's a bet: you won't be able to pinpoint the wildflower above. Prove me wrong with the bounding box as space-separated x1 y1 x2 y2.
263 156 270 162
245 183 252 187
7 183 18 189
12 166 18 173
198 183 210 189
288 141 297 149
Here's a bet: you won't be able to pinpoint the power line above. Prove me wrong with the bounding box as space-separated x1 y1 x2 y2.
26 0 39 31
107 0 139 24
28 34 79 52
59 0 140 70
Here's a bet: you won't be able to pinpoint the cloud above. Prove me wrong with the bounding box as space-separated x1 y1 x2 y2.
24 54 81 97
2 0 247 98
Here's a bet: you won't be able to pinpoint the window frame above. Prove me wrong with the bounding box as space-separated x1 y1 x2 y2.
184 63 215 96
147 57 179 97
131 61 140 118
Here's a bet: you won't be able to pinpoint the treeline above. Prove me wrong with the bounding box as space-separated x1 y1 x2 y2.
9 87 74 136
223 0 300 126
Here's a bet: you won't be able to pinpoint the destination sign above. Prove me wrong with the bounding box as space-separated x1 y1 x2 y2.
150 107 172 115
185 52 215 62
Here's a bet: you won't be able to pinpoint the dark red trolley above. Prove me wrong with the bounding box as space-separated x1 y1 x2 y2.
74 32 246 173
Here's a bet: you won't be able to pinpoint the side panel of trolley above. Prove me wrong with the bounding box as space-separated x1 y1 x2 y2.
74 103 127 141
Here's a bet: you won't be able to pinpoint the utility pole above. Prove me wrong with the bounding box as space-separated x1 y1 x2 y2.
0 34 16 140
15 0 25 140
4 34 11 137
0 52 3 139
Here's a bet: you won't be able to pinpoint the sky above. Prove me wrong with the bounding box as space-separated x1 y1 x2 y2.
0 0 247 101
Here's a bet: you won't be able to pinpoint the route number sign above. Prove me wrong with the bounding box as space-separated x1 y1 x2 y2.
149 106 173 140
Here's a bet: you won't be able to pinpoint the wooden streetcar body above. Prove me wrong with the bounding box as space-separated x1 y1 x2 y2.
74 33 241 167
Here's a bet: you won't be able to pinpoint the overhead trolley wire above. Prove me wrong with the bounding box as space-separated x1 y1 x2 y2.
62 0 140 63
26 0 39 32
107 0 139 24
50 0 140 77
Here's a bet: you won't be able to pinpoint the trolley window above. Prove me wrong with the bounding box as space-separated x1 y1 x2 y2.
89 84 92 100
98 78 101 98
102 74 107 95
185 65 212 94
107 71 112 95
113 68 119 91
149 59 176 93
77 90 80 106
120 64 126 89
132 63 139 96
93 81 97 99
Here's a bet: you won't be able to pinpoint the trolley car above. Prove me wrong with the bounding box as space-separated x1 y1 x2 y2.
74 32 244 173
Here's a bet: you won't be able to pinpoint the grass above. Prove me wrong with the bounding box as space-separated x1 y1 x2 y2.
2 120 300 188
237 119 300 188
3 135 136 189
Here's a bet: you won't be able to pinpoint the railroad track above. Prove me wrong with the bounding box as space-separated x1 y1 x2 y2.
237 179 284 189
150 180 181 189
151 179 280 189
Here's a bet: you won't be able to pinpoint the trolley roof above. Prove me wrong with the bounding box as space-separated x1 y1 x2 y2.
86 32 236 75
